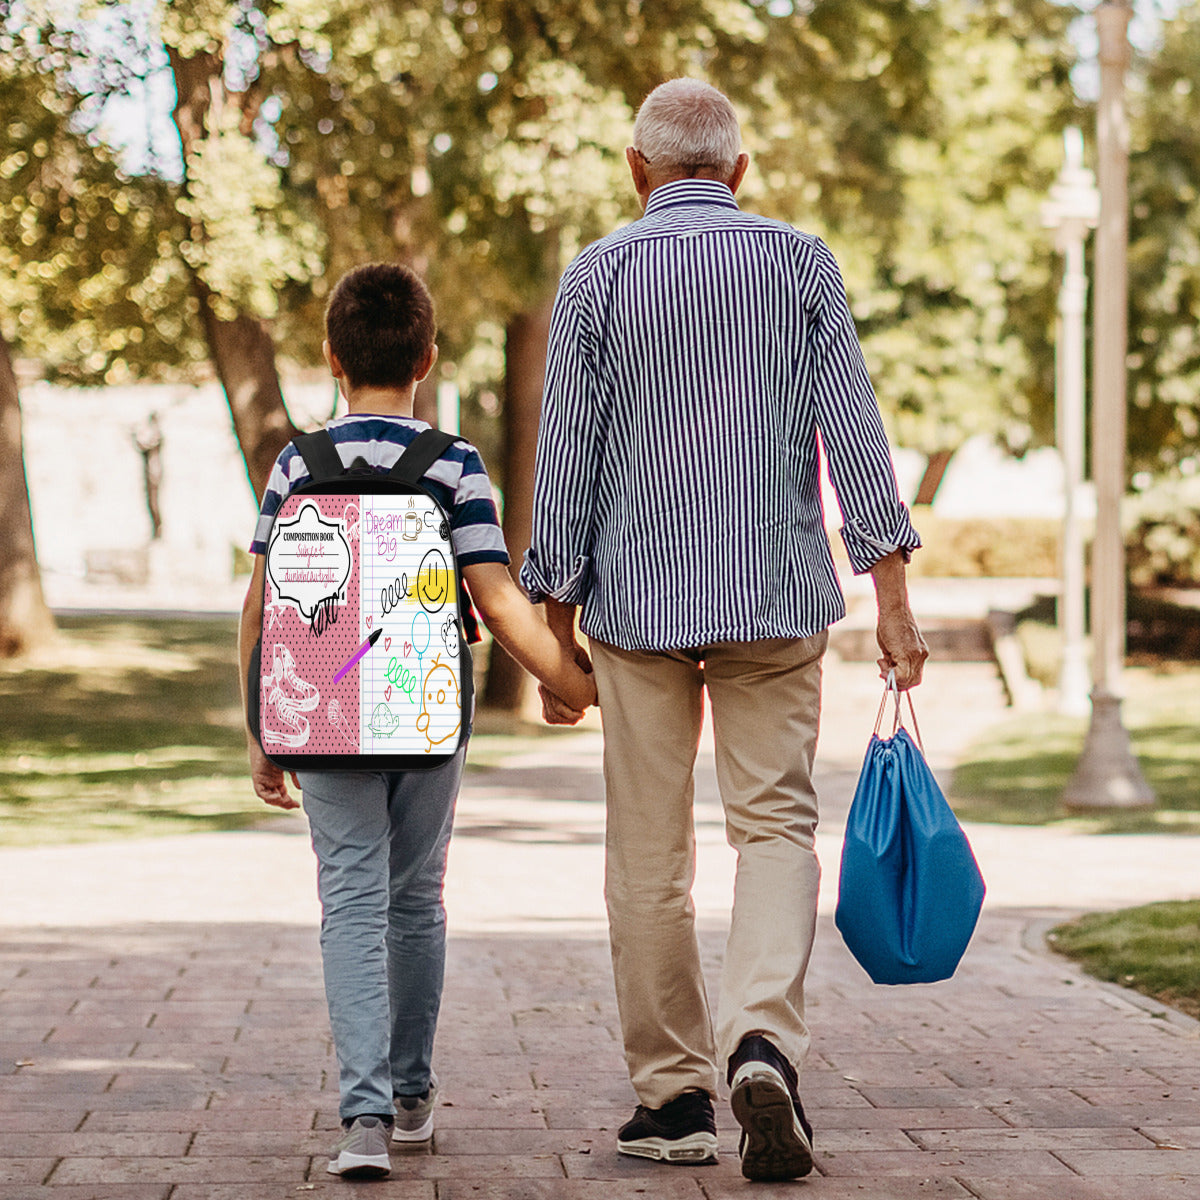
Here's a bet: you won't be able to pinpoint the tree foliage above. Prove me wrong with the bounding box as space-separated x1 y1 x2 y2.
0 3 200 381
844 0 1080 456
12 0 1200 476
1127 0 1200 472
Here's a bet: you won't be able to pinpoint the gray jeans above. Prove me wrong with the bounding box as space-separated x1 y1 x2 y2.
298 748 464 1120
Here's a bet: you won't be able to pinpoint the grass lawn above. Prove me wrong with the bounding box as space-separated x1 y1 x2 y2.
0 615 270 845
0 614 581 846
949 664 1200 832
1049 900 1200 1021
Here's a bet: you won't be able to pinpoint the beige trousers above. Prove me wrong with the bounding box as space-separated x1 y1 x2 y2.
591 631 827 1108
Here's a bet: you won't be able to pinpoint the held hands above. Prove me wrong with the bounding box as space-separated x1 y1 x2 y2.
541 640 597 726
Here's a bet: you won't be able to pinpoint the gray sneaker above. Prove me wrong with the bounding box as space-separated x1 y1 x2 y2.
327 1115 392 1178
393 1077 438 1143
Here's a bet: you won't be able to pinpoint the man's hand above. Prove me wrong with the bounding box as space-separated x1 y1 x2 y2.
539 597 596 724
869 549 929 690
876 604 929 691
248 741 301 810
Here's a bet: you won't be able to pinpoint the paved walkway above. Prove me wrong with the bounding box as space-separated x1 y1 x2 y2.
2 657 1199 1199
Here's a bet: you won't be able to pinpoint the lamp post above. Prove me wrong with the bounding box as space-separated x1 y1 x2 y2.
1042 127 1098 718
1062 0 1154 811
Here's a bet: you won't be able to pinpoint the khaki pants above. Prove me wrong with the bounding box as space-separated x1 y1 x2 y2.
591 632 827 1108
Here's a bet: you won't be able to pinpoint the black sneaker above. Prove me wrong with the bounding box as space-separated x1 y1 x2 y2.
727 1034 814 1181
616 1089 719 1164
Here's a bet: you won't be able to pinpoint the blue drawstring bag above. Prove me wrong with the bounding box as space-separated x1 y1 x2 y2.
835 676 985 985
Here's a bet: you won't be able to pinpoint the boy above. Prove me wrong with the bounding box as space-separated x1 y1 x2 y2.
238 263 596 1180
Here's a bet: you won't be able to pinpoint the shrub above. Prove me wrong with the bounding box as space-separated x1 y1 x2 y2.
1125 472 1200 588
906 513 1060 578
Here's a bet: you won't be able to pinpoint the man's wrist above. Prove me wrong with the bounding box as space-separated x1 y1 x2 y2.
545 598 578 645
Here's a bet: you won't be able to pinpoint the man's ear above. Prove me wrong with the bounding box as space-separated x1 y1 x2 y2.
626 146 651 207
415 343 439 384
728 152 750 196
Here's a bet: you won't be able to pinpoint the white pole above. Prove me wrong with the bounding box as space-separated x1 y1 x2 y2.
1063 1 1154 810
436 382 460 435
1054 129 1093 717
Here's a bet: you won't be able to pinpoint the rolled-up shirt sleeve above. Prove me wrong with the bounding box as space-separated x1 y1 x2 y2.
519 282 599 604
809 239 921 574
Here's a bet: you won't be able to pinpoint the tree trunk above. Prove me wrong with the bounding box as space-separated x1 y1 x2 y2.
0 334 56 657
167 44 298 500
913 447 955 507
483 297 555 711
196 292 299 498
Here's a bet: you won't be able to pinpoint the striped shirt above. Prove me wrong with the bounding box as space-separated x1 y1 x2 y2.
249 414 509 568
520 178 920 652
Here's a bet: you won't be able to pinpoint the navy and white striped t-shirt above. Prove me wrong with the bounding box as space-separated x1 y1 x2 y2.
520 178 920 653
249 414 509 569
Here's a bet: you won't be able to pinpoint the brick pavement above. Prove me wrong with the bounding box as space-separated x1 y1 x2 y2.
2 659 1199 1198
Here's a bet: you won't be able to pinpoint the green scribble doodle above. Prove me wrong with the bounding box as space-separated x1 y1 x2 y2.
368 703 400 737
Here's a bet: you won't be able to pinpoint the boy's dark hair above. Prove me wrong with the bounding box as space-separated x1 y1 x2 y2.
325 263 436 390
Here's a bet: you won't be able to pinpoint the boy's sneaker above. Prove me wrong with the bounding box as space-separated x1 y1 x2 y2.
327 1115 392 1178
728 1034 814 1182
616 1089 718 1164
393 1079 438 1143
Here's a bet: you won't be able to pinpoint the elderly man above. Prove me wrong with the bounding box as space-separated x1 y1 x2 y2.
521 78 927 1182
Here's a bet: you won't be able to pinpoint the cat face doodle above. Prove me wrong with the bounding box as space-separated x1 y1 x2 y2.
415 654 461 752
441 615 459 657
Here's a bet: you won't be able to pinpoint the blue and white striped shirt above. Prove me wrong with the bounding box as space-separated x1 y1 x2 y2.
520 178 920 652
250 414 508 568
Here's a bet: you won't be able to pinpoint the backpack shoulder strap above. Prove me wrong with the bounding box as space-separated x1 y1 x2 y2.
388 428 464 487
291 429 345 482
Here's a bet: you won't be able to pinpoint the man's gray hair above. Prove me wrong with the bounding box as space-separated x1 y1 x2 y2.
633 79 741 175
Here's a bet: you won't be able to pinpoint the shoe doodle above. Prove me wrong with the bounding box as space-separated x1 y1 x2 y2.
415 654 461 753
327 699 358 749
261 643 320 747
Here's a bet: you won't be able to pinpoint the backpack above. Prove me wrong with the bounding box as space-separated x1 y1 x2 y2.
247 427 474 770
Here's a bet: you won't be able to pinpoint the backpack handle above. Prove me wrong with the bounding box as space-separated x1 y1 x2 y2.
291 427 464 486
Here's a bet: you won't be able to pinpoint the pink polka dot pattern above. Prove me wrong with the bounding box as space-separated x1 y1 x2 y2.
261 494 362 756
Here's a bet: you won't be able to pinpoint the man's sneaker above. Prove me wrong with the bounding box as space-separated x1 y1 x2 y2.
394 1078 438 1143
327 1115 392 1178
728 1034 814 1182
616 1089 718 1164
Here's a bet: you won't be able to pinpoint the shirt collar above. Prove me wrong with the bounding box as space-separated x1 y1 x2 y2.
643 178 741 217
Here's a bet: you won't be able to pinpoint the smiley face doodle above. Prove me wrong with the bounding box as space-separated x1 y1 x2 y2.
417 548 449 613
415 654 461 753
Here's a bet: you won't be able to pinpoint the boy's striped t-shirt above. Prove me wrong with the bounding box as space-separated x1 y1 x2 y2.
249 414 509 569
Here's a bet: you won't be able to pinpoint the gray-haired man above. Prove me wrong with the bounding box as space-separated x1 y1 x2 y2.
523 78 928 1181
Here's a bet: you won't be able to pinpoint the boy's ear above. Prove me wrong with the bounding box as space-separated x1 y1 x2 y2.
322 340 345 380
415 343 439 384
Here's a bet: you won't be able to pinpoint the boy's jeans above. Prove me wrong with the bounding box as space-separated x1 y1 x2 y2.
298 748 464 1121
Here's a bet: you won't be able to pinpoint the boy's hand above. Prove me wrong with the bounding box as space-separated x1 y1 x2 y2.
248 741 301 809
